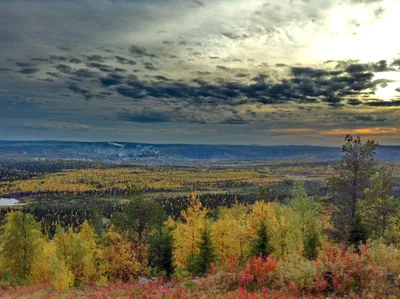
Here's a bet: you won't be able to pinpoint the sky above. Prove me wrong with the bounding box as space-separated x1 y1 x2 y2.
1 0 400 146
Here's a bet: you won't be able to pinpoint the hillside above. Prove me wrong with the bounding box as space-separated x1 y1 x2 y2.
1 140 400 164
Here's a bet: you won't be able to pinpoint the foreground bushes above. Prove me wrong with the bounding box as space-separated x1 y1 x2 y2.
2 244 400 298
1 191 400 298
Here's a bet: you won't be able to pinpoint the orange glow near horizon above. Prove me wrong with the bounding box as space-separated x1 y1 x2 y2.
270 127 399 137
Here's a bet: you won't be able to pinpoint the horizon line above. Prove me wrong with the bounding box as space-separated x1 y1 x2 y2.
0 139 399 148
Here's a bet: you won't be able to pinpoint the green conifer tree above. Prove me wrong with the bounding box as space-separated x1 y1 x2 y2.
189 224 215 275
251 221 273 258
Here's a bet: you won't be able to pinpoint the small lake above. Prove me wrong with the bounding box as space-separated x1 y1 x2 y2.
0 198 21 206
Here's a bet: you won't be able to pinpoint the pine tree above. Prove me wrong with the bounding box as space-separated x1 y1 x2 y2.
327 135 377 236
251 221 272 258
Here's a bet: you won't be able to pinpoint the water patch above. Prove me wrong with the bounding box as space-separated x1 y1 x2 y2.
0 198 21 206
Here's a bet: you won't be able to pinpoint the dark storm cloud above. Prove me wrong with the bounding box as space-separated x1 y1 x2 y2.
129 46 157 58
235 73 248 78
291 67 332 77
342 60 392 73
115 56 136 65
322 96 343 105
49 55 83 64
192 79 207 85
286 63 383 103
72 68 97 79
67 83 94 100
30 57 49 62
196 71 211 75
49 55 68 62
0 68 11 72
15 62 35 67
392 59 400 68
68 58 83 64
154 75 170 81
46 72 62 78
105 59 386 108
2 41 392 113
100 73 125 87
18 68 40 74
144 62 158 71
86 55 105 62
221 32 248 40
347 98 363 106
216 65 230 71
86 62 113 73
55 64 73 74
365 100 400 107
115 86 147 99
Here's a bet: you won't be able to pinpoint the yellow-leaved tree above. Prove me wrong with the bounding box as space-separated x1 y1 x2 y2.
269 205 301 259
173 193 208 269
0 211 42 284
212 204 252 264
79 220 101 284
102 228 148 281
249 201 276 237
30 239 55 284
53 221 99 286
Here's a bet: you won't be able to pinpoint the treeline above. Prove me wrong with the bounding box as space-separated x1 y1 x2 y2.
0 193 252 236
0 159 109 182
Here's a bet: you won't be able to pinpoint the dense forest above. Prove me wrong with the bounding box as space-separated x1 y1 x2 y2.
1 135 400 298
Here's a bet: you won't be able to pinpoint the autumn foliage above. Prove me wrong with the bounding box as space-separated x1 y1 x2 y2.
1 135 400 298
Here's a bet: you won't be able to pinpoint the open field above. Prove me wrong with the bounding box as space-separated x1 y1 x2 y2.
1 161 399 202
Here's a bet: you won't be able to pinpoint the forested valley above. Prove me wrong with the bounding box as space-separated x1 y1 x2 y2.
1 135 400 298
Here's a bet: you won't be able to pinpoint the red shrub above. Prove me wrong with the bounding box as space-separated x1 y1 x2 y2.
239 254 279 287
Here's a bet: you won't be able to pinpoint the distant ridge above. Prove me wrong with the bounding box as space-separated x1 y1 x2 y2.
0 140 399 164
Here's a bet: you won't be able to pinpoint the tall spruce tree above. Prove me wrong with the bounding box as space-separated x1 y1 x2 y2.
188 224 215 275
148 225 174 278
251 221 272 258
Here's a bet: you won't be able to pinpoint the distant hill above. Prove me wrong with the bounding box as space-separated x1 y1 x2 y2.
0 141 399 164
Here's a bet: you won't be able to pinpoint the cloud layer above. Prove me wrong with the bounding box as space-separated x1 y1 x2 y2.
1 0 400 145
